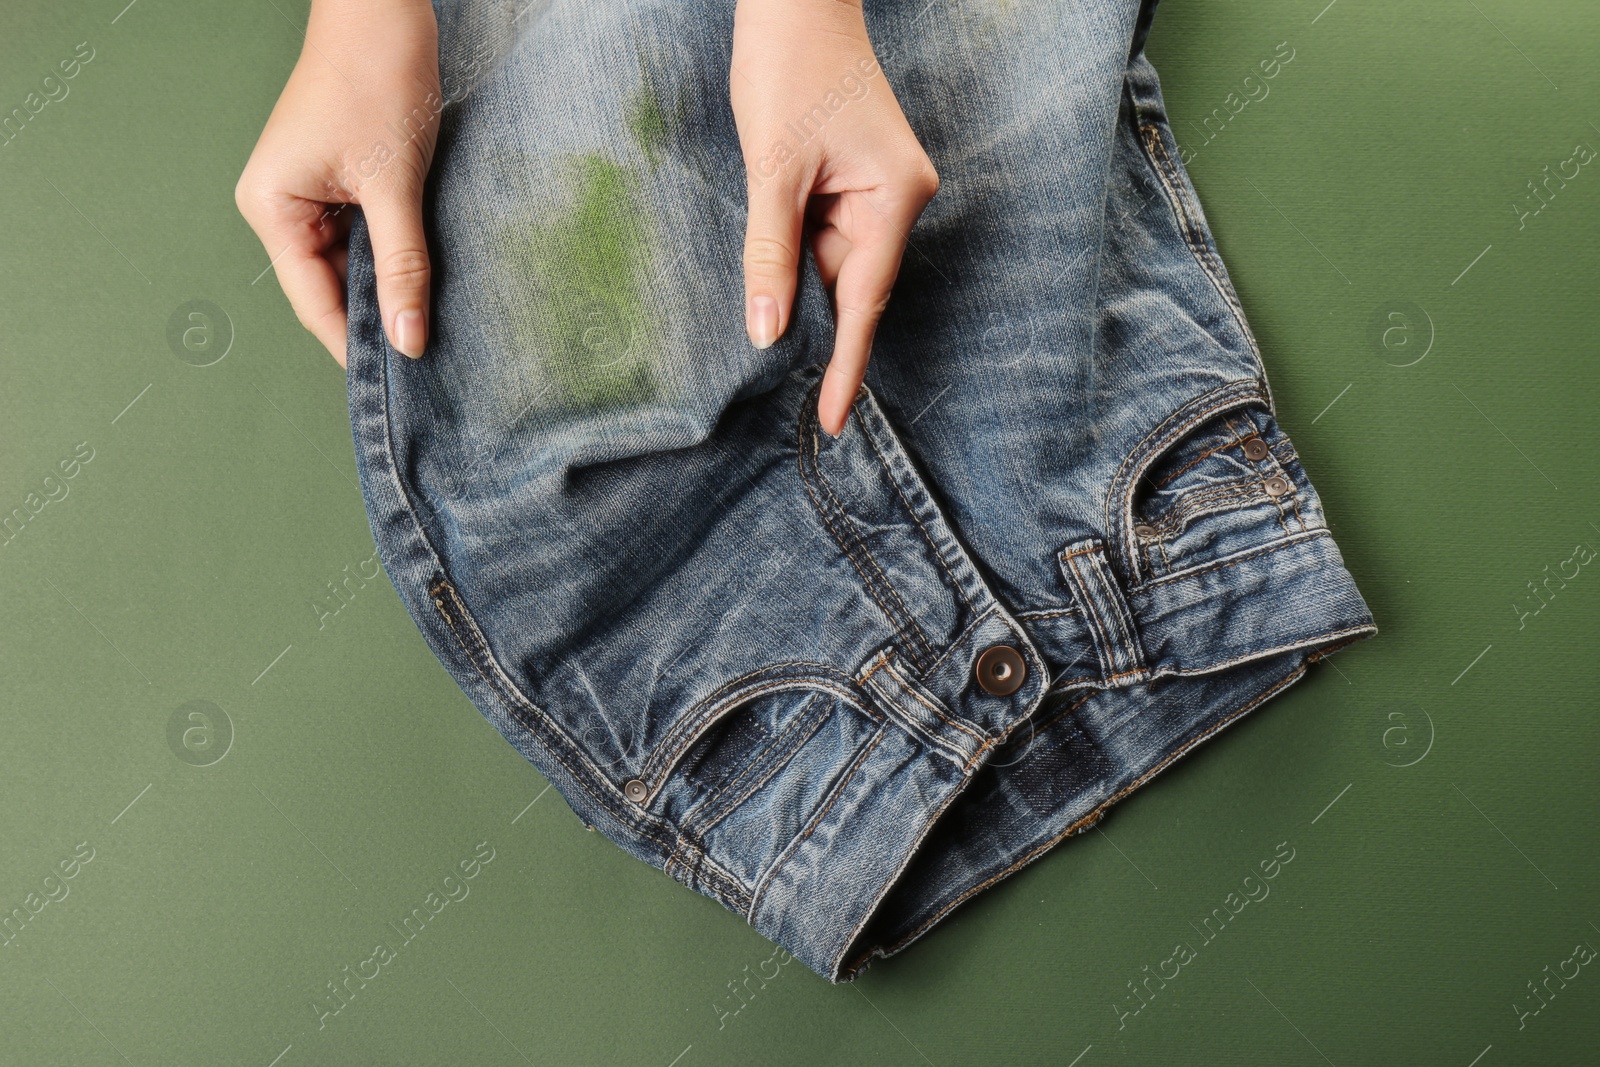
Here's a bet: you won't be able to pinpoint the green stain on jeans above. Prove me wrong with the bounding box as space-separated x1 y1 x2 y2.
626 84 669 167
625 48 690 170
502 154 660 412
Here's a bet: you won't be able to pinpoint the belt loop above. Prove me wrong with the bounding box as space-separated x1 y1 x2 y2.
1057 538 1149 686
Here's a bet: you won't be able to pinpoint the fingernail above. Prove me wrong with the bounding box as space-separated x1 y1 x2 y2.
748 296 778 350
819 405 841 438
394 309 426 359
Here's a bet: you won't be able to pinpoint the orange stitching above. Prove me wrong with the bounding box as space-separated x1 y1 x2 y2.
681 690 818 828
913 605 1000 683
1129 529 1331 593
642 659 873 782
858 650 890 683
431 586 664 845
749 725 887 921
1108 386 1261 534
666 839 751 911
1140 482 1261 535
882 657 986 745
841 662 1312 978
1009 689 1096 747
1105 383 1266 584
863 671 968 765
855 407 978 615
688 693 835 837
1151 434 1249 487
1065 552 1120 681
643 676 873 785
803 406 937 669
1085 549 1143 673
1228 416 1292 539
796 397 934 671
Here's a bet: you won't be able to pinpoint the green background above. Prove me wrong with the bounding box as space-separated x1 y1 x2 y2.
2 0 1595 1064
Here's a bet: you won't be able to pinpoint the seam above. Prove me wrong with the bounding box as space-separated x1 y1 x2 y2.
688 692 835 836
810 462 936 671
796 391 935 672
1005 690 1096 752
1062 551 1118 680
1240 411 1309 535
1138 121 1256 349
803 389 936 668
1152 435 1249 487
1084 550 1144 674
1109 388 1262 516
665 838 752 912
639 661 874 785
1151 483 1261 527
360 276 747 902
881 657 986 745
1106 382 1266 584
1158 624 1376 677
855 408 978 616
961 735 1001 774
911 604 1001 682
1048 674 1106 692
641 676 874 788
430 582 663 843
841 660 1315 978
1127 529 1331 593
1015 605 1084 621
864 671 969 765
748 723 888 923
1073 552 1136 668
680 691 818 829
1224 414 1291 539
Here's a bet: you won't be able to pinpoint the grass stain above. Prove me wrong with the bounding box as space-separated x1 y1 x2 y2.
501 154 660 413
626 82 670 167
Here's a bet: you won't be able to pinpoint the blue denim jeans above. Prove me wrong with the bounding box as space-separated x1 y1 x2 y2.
345 0 1376 982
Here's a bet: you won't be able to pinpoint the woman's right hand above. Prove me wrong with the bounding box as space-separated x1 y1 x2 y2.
235 0 442 367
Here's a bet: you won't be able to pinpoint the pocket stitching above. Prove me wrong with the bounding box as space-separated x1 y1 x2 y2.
682 690 831 835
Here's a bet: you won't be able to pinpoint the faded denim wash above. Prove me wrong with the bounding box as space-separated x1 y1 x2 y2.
345 0 1377 982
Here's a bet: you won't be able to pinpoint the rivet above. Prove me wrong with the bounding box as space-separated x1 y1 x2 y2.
1264 476 1291 497
623 779 648 803
1242 437 1270 461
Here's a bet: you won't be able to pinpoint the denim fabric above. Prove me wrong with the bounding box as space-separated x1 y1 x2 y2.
345 0 1376 982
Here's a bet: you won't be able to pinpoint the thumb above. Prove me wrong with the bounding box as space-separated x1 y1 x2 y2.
742 174 805 350
362 180 432 359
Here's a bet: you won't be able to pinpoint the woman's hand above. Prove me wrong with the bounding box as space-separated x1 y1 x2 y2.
235 0 441 366
731 0 939 435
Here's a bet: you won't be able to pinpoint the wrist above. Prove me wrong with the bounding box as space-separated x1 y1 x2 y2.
735 0 866 32
307 0 437 51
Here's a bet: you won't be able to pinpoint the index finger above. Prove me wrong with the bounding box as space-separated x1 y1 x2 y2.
816 211 913 436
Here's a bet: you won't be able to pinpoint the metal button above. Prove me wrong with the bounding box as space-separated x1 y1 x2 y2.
1132 523 1157 539
974 645 1026 696
1242 437 1270 461
1263 476 1291 497
623 779 648 803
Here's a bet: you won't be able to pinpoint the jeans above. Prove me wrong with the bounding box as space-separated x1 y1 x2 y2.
345 0 1376 982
